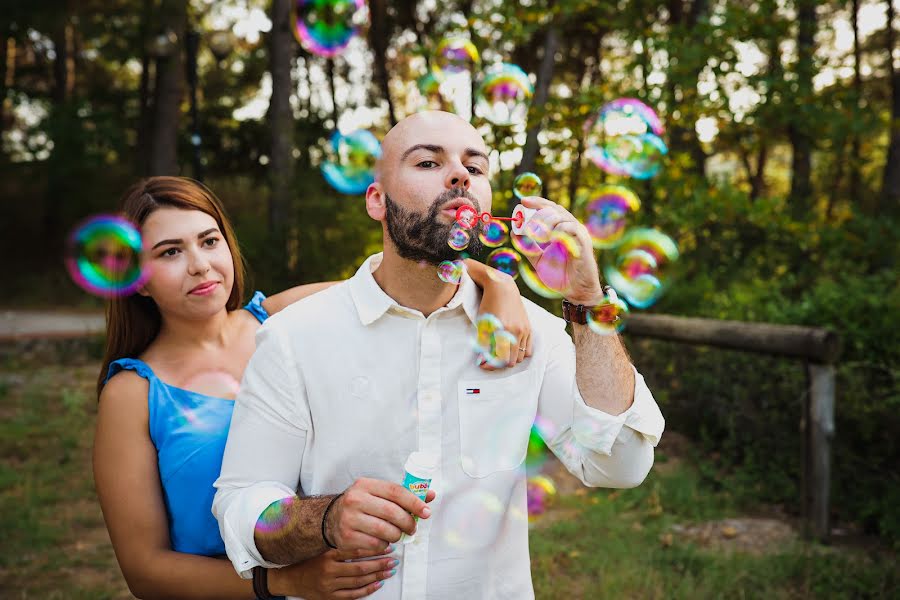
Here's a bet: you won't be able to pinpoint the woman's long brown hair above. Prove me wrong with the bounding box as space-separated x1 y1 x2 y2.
96 176 247 398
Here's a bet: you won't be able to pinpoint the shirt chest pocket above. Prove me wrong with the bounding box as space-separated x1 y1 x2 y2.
457 370 538 478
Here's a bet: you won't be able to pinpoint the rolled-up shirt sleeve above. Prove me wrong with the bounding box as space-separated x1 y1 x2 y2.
535 327 665 489
212 318 310 578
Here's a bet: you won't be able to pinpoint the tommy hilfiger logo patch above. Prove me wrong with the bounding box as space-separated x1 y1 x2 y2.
465 388 481 395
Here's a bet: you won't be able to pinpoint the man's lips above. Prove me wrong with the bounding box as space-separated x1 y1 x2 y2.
189 281 219 295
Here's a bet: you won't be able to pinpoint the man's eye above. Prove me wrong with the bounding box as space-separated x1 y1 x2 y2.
417 161 437 168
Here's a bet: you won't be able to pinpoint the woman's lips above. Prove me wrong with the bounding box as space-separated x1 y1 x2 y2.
189 281 219 295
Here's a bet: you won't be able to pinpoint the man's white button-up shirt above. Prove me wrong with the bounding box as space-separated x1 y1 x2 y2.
213 253 665 599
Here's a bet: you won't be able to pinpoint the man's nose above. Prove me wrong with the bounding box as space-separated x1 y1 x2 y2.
445 162 471 190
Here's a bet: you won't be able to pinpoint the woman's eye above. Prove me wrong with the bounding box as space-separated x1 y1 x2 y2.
417 160 437 168
203 237 219 247
467 166 483 174
161 248 179 257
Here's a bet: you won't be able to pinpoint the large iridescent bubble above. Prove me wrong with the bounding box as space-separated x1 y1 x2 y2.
448 223 471 251
604 228 679 309
291 0 368 57
584 98 667 179
65 214 149 298
487 248 520 280
576 185 641 249
475 63 533 126
432 37 480 79
320 129 381 195
586 132 668 180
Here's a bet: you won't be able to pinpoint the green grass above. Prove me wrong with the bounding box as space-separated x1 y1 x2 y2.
530 460 897 599
0 362 896 599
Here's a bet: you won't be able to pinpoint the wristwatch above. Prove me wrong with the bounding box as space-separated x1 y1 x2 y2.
562 287 617 325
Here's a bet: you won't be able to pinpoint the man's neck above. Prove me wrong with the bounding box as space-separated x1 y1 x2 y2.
372 251 459 317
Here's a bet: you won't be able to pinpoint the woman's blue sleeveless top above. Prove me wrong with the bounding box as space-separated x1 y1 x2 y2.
104 291 269 556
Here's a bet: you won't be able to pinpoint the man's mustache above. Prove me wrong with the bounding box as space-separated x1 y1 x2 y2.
431 187 482 214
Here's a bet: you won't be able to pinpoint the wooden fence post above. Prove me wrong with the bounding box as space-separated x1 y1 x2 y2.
806 363 836 541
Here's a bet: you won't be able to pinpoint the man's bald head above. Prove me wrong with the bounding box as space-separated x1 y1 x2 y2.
376 111 488 184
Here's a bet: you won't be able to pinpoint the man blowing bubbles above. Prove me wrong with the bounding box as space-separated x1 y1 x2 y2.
213 111 665 599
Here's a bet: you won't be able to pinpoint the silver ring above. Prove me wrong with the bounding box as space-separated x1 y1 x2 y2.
518 346 526 351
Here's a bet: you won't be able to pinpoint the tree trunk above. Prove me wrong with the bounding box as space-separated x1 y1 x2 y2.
881 0 899 209
665 0 708 176
518 24 559 175
567 36 602 204
326 57 338 128
849 0 862 203
788 0 816 218
136 0 153 175
366 0 396 126
269 0 294 256
0 33 9 136
148 0 186 176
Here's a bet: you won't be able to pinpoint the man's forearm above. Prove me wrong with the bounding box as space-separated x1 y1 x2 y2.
572 323 635 415
254 495 335 565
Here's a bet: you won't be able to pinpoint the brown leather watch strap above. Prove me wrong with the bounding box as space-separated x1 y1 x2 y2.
561 299 589 324
252 566 275 600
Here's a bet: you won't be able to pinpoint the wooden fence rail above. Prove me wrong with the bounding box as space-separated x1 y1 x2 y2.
624 313 841 541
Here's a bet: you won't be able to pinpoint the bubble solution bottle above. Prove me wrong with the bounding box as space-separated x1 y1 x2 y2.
398 451 436 544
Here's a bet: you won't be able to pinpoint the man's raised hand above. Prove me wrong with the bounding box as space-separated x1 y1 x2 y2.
325 478 436 551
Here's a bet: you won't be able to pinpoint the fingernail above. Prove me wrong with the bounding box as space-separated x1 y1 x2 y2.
376 581 385 588
387 544 396 553
391 558 400 567
422 507 432 518
390 569 398 576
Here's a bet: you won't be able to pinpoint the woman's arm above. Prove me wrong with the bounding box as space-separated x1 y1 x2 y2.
262 281 342 316
464 259 534 370
93 373 393 600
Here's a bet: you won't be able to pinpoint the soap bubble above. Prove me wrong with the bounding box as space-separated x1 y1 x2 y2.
437 259 465 284
321 129 381 194
532 231 580 295
586 288 630 335
513 172 542 199
584 98 667 179
291 0 369 57
526 475 557 520
475 63 533 126
478 218 509 248
417 72 453 111
596 97 664 136
432 37 480 79
604 228 679 308
448 223 472 251
576 185 641 249
473 313 518 368
587 133 668 180
65 214 149 298
486 248 521 279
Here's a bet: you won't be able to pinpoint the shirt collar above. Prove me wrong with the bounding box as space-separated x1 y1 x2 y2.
349 253 481 326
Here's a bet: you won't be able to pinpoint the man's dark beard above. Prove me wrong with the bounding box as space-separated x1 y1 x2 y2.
384 189 484 265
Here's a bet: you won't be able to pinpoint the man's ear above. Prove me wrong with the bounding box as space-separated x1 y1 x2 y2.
365 182 387 222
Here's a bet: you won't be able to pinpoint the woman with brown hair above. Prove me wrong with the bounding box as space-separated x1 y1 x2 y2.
92 176 532 599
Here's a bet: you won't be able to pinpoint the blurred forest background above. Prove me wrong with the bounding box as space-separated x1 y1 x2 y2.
0 0 897 550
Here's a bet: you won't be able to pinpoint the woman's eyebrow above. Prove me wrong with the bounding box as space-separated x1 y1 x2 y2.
151 228 219 250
